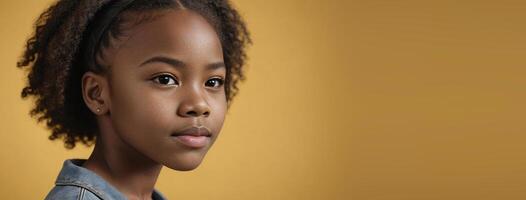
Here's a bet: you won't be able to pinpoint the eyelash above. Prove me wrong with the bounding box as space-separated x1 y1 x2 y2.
205 77 225 88
151 74 225 88
152 74 179 86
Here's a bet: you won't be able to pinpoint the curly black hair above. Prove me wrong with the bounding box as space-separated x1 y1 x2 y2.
17 0 251 149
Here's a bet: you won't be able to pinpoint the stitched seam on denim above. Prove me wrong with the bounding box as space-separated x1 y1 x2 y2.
56 181 105 200
77 188 84 200
82 188 87 200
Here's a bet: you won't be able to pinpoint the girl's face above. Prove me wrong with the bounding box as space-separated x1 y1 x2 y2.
101 10 227 171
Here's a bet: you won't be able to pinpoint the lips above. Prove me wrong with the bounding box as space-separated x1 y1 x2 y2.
171 126 212 137
171 126 212 148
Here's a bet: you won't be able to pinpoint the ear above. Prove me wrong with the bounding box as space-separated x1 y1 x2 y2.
82 72 111 115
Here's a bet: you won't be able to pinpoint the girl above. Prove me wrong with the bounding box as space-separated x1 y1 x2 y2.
17 0 251 199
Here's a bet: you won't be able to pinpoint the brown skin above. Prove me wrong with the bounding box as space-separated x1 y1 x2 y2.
81 10 227 200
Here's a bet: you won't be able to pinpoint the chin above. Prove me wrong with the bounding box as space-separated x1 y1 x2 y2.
163 154 207 171
169 164 200 171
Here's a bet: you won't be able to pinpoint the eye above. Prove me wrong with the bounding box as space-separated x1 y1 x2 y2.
205 77 224 88
152 74 179 86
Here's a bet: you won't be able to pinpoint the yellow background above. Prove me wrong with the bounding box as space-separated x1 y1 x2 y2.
1 0 525 199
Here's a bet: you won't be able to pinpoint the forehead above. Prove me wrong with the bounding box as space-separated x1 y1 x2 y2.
108 9 224 67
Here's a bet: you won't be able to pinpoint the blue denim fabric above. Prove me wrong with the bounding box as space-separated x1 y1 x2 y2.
44 159 166 200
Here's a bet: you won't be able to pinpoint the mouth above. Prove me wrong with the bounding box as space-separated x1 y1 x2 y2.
170 126 212 148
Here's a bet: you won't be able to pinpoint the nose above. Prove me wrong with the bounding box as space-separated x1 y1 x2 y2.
177 88 211 118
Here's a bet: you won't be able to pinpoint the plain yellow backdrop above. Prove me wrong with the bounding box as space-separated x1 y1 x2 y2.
1 0 525 199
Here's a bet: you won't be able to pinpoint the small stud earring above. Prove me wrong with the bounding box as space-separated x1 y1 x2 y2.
96 108 101 113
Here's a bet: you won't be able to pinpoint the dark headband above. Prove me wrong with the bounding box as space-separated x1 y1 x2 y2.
83 0 136 72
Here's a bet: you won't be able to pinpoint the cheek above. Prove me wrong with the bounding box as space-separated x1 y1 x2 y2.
109 79 177 138
209 96 228 131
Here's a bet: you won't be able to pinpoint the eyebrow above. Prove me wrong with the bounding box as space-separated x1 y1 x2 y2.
139 56 225 70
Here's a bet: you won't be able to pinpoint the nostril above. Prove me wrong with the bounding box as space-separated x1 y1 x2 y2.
186 111 197 116
185 110 209 117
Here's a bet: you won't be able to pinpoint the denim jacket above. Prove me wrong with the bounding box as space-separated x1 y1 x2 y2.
44 159 167 200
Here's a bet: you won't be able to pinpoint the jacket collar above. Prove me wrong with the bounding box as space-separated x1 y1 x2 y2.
55 159 166 200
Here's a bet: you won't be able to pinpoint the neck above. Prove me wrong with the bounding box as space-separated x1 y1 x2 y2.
82 117 163 200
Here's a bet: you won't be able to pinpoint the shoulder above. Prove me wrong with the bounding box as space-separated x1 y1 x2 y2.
47 159 126 200
44 185 101 200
